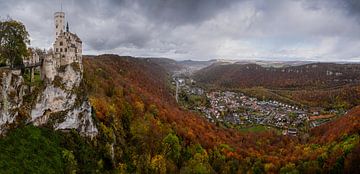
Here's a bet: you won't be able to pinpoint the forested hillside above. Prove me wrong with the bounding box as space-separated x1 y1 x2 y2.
194 63 360 89
193 63 360 109
83 55 359 173
0 55 358 173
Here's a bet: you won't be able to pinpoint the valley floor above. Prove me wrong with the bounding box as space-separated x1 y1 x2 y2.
174 76 346 136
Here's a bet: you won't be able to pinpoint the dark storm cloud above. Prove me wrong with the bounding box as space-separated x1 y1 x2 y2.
342 0 360 22
130 0 239 25
59 0 241 51
0 0 360 61
304 0 360 19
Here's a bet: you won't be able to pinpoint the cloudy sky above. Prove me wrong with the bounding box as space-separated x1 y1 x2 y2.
1 0 360 61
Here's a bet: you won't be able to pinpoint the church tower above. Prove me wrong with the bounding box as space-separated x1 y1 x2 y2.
54 12 65 39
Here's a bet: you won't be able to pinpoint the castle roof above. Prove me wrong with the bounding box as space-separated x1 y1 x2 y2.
56 31 82 44
69 32 81 43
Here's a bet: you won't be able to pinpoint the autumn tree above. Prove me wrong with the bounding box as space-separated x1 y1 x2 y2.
162 133 181 163
0 19 29 68
62 150 78 174
180 144 213 173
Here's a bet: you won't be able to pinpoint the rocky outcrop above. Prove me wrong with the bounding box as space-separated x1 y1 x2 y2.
0 70 26 134
31 85 76 120
55 100 97 137
31 63 98 138
0 63 98 138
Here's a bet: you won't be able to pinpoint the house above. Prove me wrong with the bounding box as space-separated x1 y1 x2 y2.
287 128 298 136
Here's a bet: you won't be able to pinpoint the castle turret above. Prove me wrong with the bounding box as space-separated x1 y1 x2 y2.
41 49 57 82
51 10 82 71
54 12 65 39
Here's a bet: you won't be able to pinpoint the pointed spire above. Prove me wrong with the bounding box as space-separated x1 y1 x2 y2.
66 22 69 32
60 0 63 12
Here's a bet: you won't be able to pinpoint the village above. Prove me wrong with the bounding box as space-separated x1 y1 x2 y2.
172 76 343 136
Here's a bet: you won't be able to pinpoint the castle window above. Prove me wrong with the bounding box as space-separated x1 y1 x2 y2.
56 32 58 35
60 42 63 46
65 48 67 52
56 48 59 52
60 48 63 52
56 25 58 29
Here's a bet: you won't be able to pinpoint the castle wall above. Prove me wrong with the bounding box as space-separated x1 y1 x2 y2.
41 54 57 82
53 31 82 68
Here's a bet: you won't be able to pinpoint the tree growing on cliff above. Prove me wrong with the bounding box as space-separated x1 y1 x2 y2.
0 19 29 68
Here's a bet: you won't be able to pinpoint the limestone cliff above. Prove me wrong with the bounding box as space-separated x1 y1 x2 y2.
0 63 98 137
0 70 26 133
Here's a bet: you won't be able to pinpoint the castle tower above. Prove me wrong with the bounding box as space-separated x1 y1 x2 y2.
54 12 65 39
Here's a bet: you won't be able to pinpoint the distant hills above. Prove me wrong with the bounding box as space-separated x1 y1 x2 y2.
132 56 360 76
145 57 216 75
191 62 360 109
193 62 360 89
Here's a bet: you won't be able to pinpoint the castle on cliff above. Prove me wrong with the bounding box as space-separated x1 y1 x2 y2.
41 11 83 81
1 9 98 137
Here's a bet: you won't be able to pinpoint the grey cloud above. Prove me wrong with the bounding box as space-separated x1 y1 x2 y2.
104 0 240 25
343 0 360 22
0 0 360 61
302 0 360 20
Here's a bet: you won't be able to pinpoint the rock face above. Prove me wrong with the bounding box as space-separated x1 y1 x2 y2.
31 85 76 120
0 63 98 138
0 70 25 134
55 100 97 137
